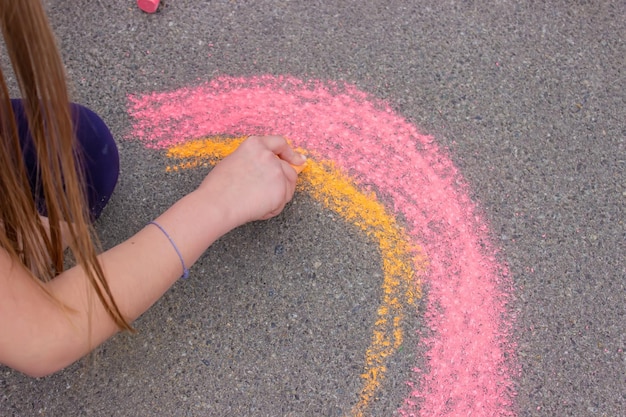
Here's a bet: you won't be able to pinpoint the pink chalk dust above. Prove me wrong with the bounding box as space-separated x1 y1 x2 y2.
127 75 518 416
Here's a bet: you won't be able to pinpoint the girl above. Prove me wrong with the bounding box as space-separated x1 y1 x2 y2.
0 0 305 377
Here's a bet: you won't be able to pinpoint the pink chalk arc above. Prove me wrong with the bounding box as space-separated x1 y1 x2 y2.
127 75 517 416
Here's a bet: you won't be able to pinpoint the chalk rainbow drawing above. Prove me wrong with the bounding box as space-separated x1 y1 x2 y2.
127 75 517 417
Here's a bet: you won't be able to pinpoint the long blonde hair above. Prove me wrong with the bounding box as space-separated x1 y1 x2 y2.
0 0 132 332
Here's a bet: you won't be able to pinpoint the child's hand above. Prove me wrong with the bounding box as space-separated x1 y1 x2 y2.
197 136 306 227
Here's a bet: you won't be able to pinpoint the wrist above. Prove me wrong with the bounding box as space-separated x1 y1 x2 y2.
193 180 249 231
188 187 243 236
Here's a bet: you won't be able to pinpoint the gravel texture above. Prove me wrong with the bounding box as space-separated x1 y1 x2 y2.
1 1 624 416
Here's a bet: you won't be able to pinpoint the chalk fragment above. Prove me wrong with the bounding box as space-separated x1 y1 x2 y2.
289 158 307 174
137 0 159 13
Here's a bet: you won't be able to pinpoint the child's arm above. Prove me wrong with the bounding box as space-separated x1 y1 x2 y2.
0 136 305 377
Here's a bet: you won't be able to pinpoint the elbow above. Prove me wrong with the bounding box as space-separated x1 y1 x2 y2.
7 360 68 379
2 350 76 378
21 365 62 379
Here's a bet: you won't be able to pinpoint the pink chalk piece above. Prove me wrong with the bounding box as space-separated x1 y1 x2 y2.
127 75 518 417
137 0 159 13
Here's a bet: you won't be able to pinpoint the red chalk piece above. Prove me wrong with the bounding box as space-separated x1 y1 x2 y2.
137 0 159 13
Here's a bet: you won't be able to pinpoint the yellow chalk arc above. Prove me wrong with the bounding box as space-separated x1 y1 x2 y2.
165 136 427 417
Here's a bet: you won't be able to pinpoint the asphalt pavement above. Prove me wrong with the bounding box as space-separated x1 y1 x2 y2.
1 1 624 416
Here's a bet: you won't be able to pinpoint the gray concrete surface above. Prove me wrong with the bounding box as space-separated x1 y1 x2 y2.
1 0 624 416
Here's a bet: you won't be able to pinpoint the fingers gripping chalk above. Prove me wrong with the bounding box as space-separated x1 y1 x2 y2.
137 0 159 13
261 135 307 174
289 157 307 174
290 163 305 174
266 136 307 174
